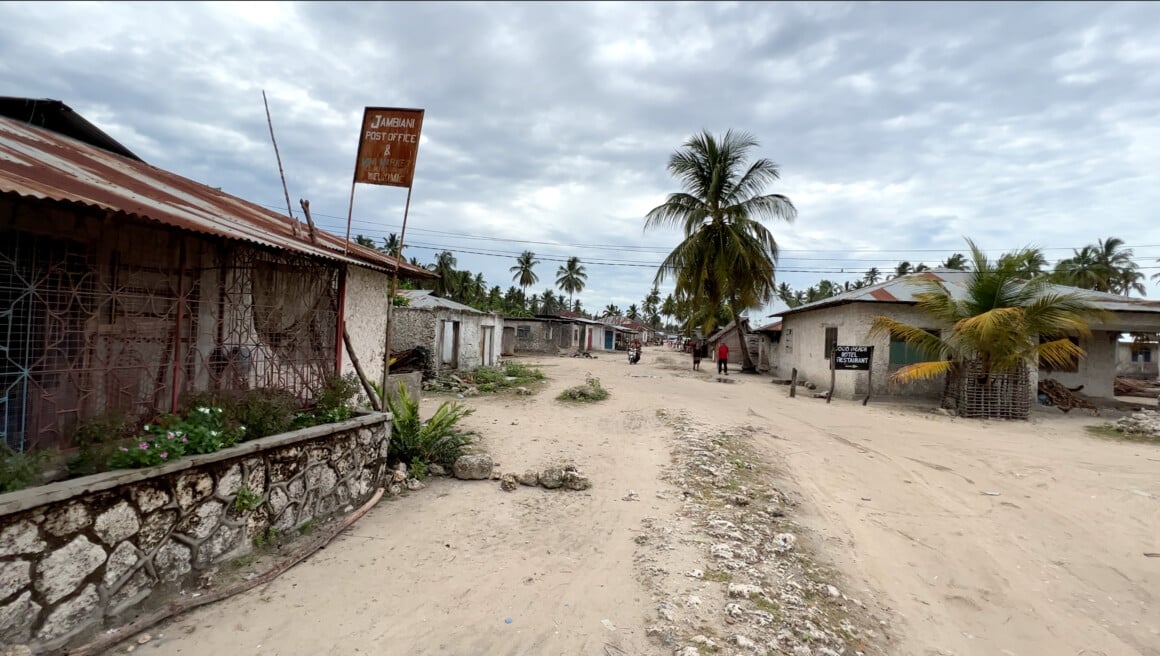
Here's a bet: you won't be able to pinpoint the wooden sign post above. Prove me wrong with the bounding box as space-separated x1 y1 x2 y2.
827 345 874 405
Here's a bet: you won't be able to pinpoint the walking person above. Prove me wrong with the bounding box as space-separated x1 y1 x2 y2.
692 340 702 370
717 341 729 375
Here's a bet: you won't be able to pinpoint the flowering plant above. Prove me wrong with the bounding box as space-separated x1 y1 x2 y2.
106 407 245 469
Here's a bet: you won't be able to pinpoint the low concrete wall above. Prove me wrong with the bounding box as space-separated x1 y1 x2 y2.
0 413 391 652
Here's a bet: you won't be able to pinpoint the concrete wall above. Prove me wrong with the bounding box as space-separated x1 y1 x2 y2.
780 303 945 400
1038 331 1119 398
1116 341 1159 377
341 265 391 386
506 319 559 354
0 414 390 652
388 307 502 374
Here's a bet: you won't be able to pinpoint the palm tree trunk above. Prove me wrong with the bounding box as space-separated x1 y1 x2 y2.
729 296 757 372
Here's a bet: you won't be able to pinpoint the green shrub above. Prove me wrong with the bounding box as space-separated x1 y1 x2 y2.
386 383 474 466
471 367 505 385
1 445 52 493
107 406 243 469
67 413 131 477
504 362 544 380
558 376 609 403
314 374 360 423
233 388 297 439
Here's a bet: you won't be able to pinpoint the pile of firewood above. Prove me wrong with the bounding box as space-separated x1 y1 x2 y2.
1114 376 1160 398
1038 379 1099 415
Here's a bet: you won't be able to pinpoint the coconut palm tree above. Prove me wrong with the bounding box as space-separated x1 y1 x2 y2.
863 267 882 285
510 250 540 298
997 248 1048 278
603 304 622 317
428 251 457 297
893 261 913 278
870 239 1099 418
661 294 678 324
644 129 796 372
383 233 402 257
775 282 798 308
940 253 969 271
555 256 588 307
626 304 640 320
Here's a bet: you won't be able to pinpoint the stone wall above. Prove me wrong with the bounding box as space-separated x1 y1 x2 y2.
0 413 390 653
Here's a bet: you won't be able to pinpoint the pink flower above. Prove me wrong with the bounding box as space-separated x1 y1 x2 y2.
167 432 176 439
160 452 168 459
139 442 149 450
119 447 129 452
181 436 188 443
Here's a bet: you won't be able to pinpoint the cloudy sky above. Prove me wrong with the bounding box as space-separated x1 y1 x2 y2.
2 1 1159 317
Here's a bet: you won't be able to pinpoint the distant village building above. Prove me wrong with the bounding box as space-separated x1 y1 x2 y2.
776 270 1160 401
0 100 433 453
393 290 502 375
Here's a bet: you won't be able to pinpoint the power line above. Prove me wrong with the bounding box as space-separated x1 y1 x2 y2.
260 200 1160 257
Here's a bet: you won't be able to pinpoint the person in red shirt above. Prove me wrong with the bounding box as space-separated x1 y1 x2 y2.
717 342 730 375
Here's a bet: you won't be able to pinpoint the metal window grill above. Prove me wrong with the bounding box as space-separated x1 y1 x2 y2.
1 230 338 453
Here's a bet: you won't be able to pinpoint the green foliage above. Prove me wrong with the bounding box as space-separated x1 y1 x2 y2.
409 458 428 480
232 389 297 439
314 374 360 423
391 294 411 307
254 526 280 547
298 520 317 535
557 376 609 403
107 406 243 469
503 362 544 380
67 413 131 477
1 445 52 493
233 485 263 512
386 383 474 467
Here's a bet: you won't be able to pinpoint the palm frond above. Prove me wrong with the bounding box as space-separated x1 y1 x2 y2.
1034 338 1087 372
889 360 954 384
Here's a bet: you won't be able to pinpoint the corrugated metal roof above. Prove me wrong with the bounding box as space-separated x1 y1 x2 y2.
0 116 433 278
399 290 488 314
778 269 1160 317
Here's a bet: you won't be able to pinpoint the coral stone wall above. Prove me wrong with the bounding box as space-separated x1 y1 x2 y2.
0 413 390 652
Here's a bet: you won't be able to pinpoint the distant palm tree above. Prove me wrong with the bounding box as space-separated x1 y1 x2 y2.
555 256 588 307
626 304 640 320
645 129 796 372
382 233 402 257
511 250 540 298
871 240 1099 417
661 294 678 324
998 248 1048 278
940 253 969 270
1055 237 1141 294
863 267 882 285
914 263 931 273
893 261 913 278
428 251 457 297
776 282 798 308
354 234 377 249
603 304 622 317
572 299 583 314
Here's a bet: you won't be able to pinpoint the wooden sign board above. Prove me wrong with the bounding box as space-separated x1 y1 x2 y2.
353 107 424 188
833 345 872 371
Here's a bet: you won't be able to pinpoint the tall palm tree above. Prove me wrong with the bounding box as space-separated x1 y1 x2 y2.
643 286 662 326
626 304 640 320
863 267 882 285
603 304 622 317
940 253 969 271
644 129 796 372
572 299 583 314
997 248 1047 278
661 294 678 324
1053 245 1104 290
382 233 402 257
555 256 588 307
427 251 457 297
870 239 1099 418
510 250 540 298
775 282 798 308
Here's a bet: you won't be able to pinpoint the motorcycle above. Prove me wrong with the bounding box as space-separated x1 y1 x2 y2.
627 346 640 365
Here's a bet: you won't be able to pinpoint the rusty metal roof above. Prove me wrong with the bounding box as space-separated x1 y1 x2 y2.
0 116 434 278
777 269 1160 317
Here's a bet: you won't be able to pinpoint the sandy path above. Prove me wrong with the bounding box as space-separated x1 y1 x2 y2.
136 348 1159 656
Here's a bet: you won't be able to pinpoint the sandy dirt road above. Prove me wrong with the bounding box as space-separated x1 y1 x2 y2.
136 348 1159 656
